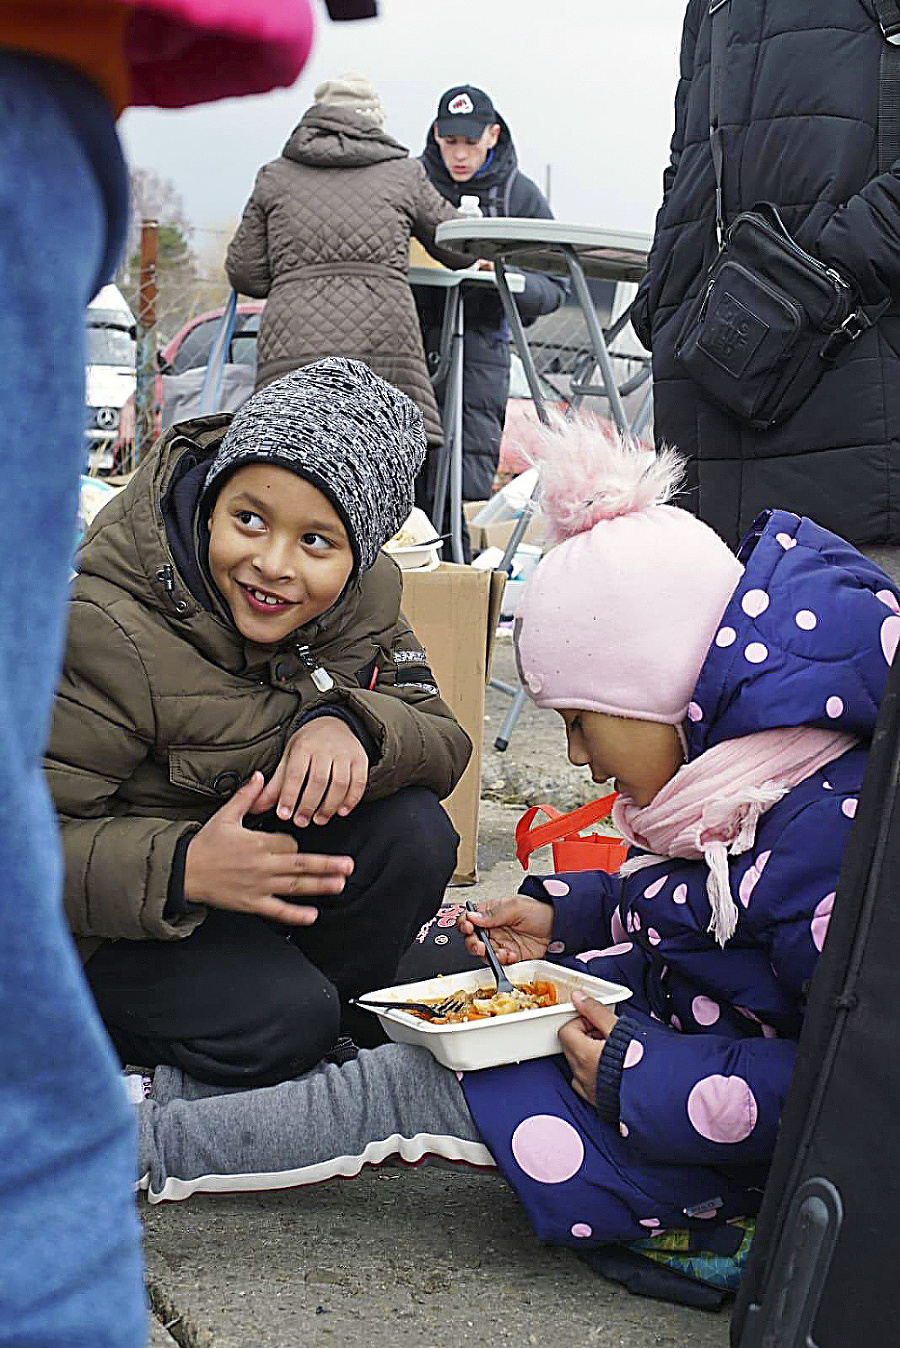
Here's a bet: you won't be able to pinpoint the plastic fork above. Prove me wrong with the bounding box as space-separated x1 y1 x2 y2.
465 901 517 995
352 992 468 1020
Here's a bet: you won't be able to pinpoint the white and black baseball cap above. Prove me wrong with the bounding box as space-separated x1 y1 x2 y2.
434 85 497 138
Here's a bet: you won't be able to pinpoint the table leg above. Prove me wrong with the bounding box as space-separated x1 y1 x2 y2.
494 258 550 427
447 291 466 564
632 382 653 438
567 305 645 414
497 496 539 574
494 686 530 753
491 256 548 574
562 244 630 434
430 289 459 539
428 284 457 389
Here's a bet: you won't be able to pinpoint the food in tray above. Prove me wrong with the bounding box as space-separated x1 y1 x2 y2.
384 525 422 549
383 505 440 554
408 979 559 1024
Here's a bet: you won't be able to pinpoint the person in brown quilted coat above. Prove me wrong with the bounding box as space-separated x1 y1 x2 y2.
225 73 467 447
45 359 471 1088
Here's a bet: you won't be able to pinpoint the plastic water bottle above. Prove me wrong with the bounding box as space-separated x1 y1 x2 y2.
459 194 483 218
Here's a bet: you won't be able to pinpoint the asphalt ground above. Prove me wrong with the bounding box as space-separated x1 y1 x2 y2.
141 636 732 1346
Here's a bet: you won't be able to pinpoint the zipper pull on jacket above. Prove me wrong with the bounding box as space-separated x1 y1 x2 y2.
294 643 334 692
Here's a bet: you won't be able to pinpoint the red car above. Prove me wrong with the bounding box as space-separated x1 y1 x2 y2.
116 304 566 485
115 301 263 469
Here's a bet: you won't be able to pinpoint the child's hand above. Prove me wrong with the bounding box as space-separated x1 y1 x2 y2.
558 991 619 1108
458 896 553 964
251 716 369 827
185 772 354 923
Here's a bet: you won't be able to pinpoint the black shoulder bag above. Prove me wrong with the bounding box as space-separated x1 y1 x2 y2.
675 0 899 432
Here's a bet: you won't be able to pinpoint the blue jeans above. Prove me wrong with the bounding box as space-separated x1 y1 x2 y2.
0 54 145 1344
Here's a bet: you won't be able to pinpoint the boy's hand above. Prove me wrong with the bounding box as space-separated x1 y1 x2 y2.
458 896 553 965
558 992 619 1108
251 716 369 827
185 772 353 924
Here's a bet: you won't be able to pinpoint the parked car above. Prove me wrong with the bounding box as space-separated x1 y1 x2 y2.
114 301 263 472
114 302 567 484
162 303 263 378
85 284 136 473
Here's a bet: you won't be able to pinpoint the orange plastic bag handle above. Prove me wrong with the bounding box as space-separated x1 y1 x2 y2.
515 793 619 869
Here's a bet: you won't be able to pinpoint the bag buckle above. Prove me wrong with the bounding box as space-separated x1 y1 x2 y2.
819 310 869 361
876 0 900 42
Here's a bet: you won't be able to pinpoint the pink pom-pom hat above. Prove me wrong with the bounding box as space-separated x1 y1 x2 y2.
515 414 744 725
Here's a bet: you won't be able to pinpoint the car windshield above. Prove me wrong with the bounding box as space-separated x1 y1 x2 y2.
86 323 135 368
168 311 259 376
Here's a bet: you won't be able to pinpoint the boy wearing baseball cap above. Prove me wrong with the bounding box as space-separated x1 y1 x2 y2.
432 84 503 181
45 358 471 1089
415 85 567 537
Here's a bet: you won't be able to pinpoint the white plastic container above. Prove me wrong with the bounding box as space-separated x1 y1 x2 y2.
382 540 443 571
459 194 483 219
499 544 543 617
382 506 444 571
356 960 632 1071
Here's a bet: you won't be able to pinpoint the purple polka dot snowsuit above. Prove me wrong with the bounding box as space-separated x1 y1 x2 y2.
461 509 899 1247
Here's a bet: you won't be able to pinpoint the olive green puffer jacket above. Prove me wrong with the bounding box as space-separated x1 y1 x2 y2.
45 416 471 963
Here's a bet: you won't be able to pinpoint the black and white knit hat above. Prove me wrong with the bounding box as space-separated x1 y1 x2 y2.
203 358 427 575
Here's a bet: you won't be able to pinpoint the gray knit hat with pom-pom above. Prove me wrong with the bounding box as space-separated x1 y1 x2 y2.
203 358 427 575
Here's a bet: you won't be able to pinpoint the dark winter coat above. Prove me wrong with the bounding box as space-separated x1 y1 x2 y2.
462 510 899 1247
631 0 900 549
45 415 471 965
417 119 567 500
225 105 467 446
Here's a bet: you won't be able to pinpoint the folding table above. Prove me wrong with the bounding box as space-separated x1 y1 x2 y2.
433 220 652 747
408 264 524 564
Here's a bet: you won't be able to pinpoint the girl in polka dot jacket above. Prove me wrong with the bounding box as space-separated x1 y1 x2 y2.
135 415 898 1292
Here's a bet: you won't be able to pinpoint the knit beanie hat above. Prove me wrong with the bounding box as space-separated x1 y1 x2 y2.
313 73 385 128
202 358 427 575
515 414 744 725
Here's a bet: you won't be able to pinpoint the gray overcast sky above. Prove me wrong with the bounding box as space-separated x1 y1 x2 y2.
119 0 684 241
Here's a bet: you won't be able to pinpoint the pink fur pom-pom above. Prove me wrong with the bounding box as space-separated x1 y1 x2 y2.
529 411 685 546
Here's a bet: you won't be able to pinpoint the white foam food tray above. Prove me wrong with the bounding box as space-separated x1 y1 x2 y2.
382 539 443 571
357 959 631 1071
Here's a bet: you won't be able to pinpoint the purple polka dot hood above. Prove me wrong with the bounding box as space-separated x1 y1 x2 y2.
461 509 899 1249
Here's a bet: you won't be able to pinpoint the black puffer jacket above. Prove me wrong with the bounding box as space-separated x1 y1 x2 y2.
416 118 567 501
632 0 900 549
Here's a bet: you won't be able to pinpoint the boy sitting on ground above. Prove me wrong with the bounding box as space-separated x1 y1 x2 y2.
45 358 470 1087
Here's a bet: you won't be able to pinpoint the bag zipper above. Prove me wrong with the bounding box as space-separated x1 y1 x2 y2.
719 260 804 333
697 276 716 323
729 213 853 326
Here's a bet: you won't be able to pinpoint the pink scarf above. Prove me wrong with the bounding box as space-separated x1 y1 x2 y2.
612 726 857 946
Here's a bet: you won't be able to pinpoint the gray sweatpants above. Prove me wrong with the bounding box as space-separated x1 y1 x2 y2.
138 1044 494 1203
859 544 900 586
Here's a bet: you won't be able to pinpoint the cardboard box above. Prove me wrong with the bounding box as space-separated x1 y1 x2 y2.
408 238 448 270
463 499 545 554
401 563 506 884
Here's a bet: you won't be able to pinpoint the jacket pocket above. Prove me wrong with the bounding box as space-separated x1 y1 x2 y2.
167 725 285 800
